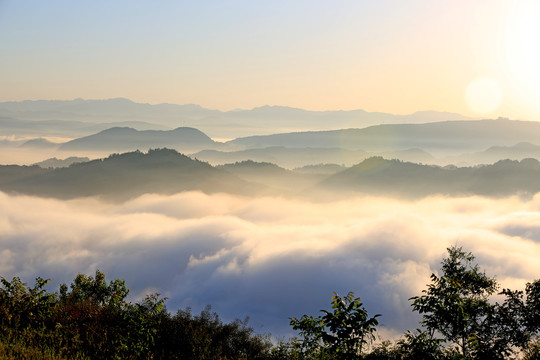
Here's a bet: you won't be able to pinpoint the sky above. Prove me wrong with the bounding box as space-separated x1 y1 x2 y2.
4 0 540 341
2 1 540 119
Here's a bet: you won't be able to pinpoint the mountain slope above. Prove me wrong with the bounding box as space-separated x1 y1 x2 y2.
4 152 540 200
19 138 59 149
228 119 540 154
217 160 324 192
0 149 265 200
315 157 540 198
33 156 90 168
444 142 540 165
193 146 434 168
192 147 370 168
59 127 220 152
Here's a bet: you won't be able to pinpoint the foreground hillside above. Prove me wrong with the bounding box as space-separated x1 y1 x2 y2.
2 247 539 359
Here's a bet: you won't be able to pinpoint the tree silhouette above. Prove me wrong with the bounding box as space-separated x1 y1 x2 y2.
290 291 380 359
410 246 512 358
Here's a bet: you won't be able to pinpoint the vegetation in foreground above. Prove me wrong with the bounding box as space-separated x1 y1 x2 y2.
1 247 539 359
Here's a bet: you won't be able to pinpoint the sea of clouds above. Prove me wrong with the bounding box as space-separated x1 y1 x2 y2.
1 190 540 339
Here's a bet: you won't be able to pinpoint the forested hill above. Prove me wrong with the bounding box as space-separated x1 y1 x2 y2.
0 148 266 200
316 156 540 198
3 151 540 200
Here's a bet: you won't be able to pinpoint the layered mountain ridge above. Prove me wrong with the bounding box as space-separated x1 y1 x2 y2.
3 149 540 201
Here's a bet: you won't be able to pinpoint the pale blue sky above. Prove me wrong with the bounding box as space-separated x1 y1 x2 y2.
1 1 539 119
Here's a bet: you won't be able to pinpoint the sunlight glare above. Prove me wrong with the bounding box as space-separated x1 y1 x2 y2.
465 77 503 115
506 1 540 105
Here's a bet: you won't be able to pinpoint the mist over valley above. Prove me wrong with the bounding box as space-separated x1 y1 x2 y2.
5 2 540 356
2 99 540 342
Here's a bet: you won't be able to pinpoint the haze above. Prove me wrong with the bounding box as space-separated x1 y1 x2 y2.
2 1 540 120
2 0 540 342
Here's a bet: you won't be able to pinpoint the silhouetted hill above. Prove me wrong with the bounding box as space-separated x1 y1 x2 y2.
444 142 540 165
4 152 540 200
0 149 264 200
59 127 221 152
293 164 347 175
218 160 287 172
228 119 540 154
379 148 435 163
192 147 370 168
0 165 49 185
34 156 90 168
483 142 540 158
217 160 325 192
316 157 540 198
19 138 59 149
193 146 434 168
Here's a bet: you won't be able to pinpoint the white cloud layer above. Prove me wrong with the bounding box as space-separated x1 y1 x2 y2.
1 191 540 338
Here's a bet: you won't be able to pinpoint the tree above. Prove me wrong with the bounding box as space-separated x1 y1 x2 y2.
497 278 540 358
410 246 509 359
56 270 166 359
59 269 129 307
524 279 540 335
396 329 444 360
0 276 56 332
290 291 380 359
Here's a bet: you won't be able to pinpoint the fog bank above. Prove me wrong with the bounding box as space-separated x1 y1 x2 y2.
1 191 539 337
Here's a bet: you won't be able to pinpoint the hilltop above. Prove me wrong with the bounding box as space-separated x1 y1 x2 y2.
59 126 220 152
0 148 265 200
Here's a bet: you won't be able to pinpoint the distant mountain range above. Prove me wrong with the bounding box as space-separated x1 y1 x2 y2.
227 119 540 155
2 149 540 200
192 146 434 168
0 114 169 138
5 117 540 167
193 147 369 168
4 98 540 169
0 98 475 139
